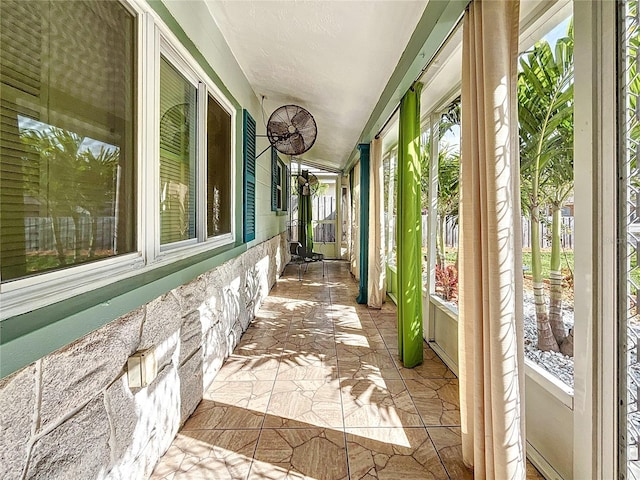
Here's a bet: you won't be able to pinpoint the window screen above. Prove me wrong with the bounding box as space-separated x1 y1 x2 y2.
159 56 197 245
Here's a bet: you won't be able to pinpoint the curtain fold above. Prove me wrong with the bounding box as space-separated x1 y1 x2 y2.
343 175 352 261
397 83 423 368
368 137 385 308
459 1 525 478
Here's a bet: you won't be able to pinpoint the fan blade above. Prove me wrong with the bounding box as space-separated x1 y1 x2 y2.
308 175 318 186
289 133 305 155
291 109 310 129
297 175 307 186
268 120 289 140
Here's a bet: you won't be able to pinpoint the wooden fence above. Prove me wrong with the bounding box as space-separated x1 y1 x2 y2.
438 215 574 249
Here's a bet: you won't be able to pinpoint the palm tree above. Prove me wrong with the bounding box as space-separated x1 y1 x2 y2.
21 128 85 264
78 146 119 257
419 101 461 268
435 147 459 268
518 21 574 353
22 127 119 264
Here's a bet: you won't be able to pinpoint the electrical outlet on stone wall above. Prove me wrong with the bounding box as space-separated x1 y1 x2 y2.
127 348 157 388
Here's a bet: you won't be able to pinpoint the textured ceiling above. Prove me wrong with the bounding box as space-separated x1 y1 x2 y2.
206 0 428 172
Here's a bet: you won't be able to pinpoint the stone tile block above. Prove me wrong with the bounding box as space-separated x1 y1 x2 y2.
103 365 180 479
39 308 144 429
178 348 203 424
104 376 137 465
143 366 181 469
0 364 36 480
179 310 204 366
203 325 227 387
198 301 220 332
221 282 242 333
141 293 181 348
26 396 110 480
228 319 243 353
174 276 205 316
141 293 182 370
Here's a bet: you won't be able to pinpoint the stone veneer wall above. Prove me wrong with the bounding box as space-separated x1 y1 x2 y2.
0 233 290 480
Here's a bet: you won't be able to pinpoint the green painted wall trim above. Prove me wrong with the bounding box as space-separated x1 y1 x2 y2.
344 0 469 172
356 144 370 305
0 243 247 378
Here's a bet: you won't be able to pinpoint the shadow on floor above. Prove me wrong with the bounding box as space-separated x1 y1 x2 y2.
151 260 541 480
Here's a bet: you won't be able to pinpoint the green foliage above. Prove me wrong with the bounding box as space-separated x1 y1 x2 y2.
21 127 119 217
522 249 573 280
518 21 574 213
20 125 120 264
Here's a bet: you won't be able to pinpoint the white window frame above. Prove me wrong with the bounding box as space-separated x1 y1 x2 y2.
154 24 236 260
0 0 237 319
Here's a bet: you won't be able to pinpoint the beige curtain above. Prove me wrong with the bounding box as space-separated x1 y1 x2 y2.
368 137 385 307
459 1 525 479
342 175 352 261
350 162 361 278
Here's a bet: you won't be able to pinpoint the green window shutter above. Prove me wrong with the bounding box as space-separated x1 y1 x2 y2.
271 147 278 211
243 110 256 242
284 165 290 211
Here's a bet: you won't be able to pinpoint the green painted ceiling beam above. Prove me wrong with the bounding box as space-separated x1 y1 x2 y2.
345 0 469 173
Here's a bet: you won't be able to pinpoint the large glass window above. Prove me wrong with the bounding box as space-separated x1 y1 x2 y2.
383 149 398 269
0 0 136 282
518 15 575 386
159 56 197 245
620 0 640 475
207 94 232 237
435 102 461 306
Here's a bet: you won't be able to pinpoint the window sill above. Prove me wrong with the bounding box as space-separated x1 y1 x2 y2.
428 293 459 317
1 235 235 320
525 359 574 408
423 292 574 409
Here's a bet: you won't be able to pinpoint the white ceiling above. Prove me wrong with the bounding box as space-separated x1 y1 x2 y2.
206 0 428 172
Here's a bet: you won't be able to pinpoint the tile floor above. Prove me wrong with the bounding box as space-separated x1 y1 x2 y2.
151 260 544 480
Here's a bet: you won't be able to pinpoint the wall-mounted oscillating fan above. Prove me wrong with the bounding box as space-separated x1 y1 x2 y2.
297 170 319 196
267 105 317 155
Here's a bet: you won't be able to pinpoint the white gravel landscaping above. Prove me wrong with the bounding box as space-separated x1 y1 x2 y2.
523 291 574 388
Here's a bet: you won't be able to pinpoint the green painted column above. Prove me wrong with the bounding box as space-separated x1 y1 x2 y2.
397 84 423 368
356 143 370 304
299 191 313 253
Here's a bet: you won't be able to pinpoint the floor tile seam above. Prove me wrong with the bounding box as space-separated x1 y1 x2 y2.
401 376 434 430
246 275 297 480
403 376 463 431
343 425 433 430
377 329 430 431
423 423 462 428
422 424 455 480
344 422 449 480
255 281 295 433
326 265 352 480
181 426 266 431
254 425 346 431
